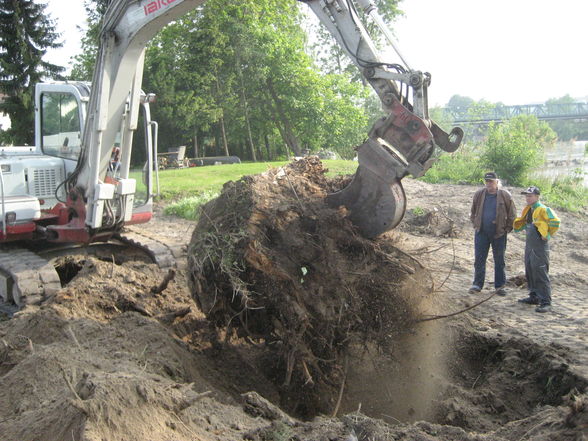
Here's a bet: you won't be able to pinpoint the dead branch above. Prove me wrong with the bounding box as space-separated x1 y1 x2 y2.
417 292 497 322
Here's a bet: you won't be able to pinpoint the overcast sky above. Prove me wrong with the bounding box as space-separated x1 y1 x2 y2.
45 0 587 107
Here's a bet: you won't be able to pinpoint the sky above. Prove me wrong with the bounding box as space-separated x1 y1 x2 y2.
45 0 588 107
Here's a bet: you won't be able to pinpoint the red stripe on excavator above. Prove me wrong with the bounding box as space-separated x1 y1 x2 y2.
0 222 36 241
126 212 153 225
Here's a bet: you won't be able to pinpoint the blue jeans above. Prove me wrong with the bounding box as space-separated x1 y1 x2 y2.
473 231 507 289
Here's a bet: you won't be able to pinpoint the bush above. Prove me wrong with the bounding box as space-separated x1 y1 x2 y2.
532 173 588 213
163 191 219 220
481 116 556 186
421 146 483 185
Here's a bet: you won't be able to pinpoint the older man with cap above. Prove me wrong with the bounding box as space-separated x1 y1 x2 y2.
513 186 560 313
469 172 516 295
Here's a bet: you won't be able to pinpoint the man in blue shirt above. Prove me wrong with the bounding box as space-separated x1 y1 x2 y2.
469 172 517 295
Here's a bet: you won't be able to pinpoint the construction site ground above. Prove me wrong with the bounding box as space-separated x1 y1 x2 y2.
0 172 587 441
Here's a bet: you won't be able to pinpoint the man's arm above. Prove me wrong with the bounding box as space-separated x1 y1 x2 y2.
506 192 517 232
470 190 480 225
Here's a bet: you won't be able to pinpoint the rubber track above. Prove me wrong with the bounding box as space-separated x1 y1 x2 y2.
115 227 185 270
0 246 62 306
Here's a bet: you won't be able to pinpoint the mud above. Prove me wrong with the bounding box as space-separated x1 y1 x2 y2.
0 159 586 441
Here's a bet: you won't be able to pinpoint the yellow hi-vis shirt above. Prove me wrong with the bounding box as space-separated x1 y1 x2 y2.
514 202 560 239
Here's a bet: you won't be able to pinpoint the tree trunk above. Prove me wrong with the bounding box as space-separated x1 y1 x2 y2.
219 116 229 156
215 78 230 156
193 129 199 158
238 70 257 162
266 78 301 156
264 134 272 160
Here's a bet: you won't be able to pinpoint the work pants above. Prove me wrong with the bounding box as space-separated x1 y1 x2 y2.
525 229 551 306
473 231 507 289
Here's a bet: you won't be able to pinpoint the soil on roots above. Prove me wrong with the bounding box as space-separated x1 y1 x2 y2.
187 158 433 417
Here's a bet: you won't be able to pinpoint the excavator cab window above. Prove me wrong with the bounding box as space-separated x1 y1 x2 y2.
129 103 150 207
40 92 82 161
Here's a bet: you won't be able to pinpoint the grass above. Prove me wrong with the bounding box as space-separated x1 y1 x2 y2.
155 157 588 219
532 174 588 213
158 159 358 219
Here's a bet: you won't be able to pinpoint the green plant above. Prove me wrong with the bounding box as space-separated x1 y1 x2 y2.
481 115 556 186
163 191 219 219
529 173 588 213
412 206 425 216
421 145 483 185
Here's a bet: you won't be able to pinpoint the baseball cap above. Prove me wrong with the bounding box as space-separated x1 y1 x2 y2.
521 186 540 195
484 172 498 180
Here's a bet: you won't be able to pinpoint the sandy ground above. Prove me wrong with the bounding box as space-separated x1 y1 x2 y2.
0 169 586 441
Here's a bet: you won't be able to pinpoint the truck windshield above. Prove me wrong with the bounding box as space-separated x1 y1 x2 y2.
40 92 82 161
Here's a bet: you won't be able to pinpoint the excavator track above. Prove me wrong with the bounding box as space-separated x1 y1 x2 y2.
0 246 62 310
115 227 186 270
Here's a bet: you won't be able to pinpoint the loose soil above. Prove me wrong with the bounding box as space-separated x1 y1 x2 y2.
0 158 586 441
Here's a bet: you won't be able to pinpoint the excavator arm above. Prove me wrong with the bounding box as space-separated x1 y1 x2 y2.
59 0 461 241
302 0 463 237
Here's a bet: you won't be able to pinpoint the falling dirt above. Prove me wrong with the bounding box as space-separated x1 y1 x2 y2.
0 158 587 441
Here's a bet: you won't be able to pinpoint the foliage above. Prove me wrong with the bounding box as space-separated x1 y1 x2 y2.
0 0 64 145
163 191 219 219
69 0 109 80
532 172 588 213
140 0 375 161
545 95 582 142
421 145 483 185
308 0 403 76
481 115 556 186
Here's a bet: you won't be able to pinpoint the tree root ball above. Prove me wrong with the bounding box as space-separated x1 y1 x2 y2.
187 158 432 410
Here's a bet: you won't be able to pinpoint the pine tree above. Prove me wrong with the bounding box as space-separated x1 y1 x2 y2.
0 0 64 145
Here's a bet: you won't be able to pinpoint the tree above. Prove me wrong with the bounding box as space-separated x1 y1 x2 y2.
481 115 556 186
69 0 110 80
307 0 403 76
545 95 580 141
0 0 64 144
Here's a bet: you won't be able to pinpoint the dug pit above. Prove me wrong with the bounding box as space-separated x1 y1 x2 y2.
185 158 587 430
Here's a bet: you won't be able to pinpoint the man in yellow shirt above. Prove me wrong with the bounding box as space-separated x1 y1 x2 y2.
513 186 560 313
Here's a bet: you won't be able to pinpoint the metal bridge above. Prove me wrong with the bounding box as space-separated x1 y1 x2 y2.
443 102 588 124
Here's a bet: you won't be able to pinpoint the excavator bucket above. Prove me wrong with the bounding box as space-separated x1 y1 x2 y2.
326 139 407 238
326 96 463 238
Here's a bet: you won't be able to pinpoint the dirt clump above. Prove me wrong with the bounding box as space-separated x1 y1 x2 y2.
187 157 432 416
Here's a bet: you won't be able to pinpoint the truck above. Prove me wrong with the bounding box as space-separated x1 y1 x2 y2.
0 0 462 308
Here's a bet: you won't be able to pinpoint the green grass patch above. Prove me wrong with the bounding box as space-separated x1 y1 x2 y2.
532 174 588 213
157 160 357 220
163 191 220 219
420 150 483 185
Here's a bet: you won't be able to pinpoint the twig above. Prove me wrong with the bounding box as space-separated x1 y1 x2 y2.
67 326 82 350
381 413 402 424
417 292 497 322
59 364 82 402
151 268 176 294
517 418 551 441
110 254 115 278
284 172 305 211
301 360 314 385
332 355 348 418
471 371 482 389
171 412 207 441
435 235 456 291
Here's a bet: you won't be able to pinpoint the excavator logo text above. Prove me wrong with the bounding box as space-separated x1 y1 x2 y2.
144 0 178 16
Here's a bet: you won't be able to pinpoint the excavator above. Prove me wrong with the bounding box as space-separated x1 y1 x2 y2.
0 0 462 308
